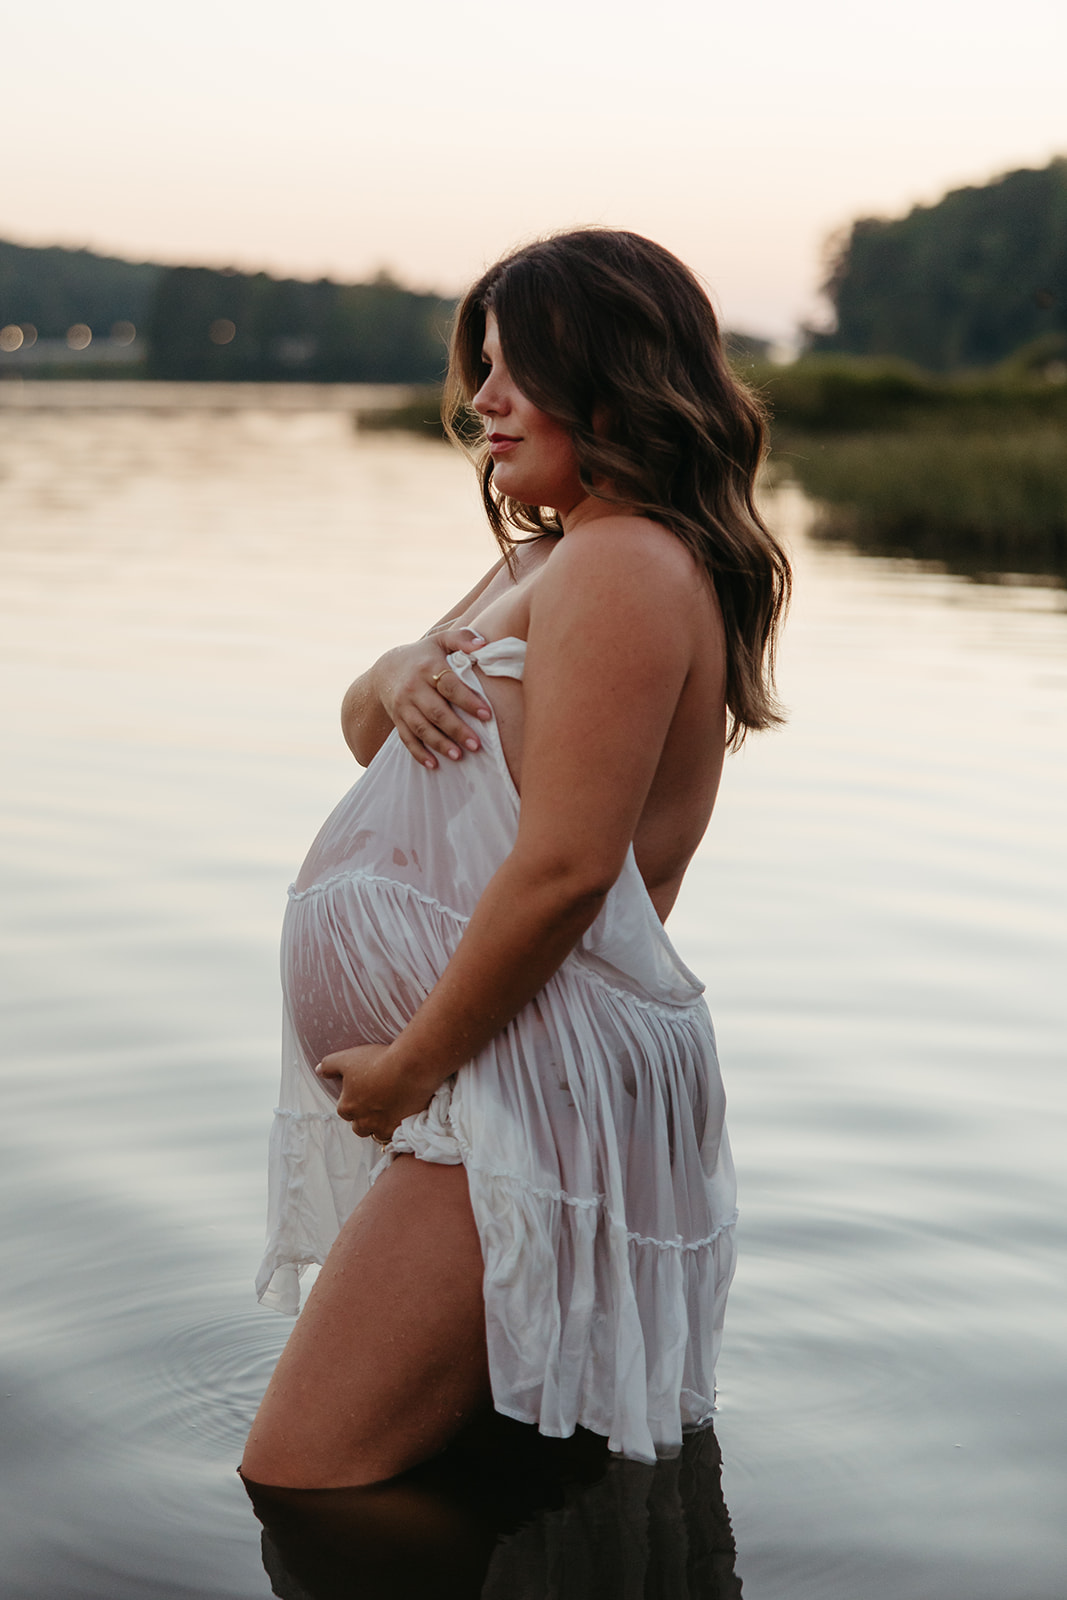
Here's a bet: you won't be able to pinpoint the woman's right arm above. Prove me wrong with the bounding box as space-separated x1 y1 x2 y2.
340 560 505 768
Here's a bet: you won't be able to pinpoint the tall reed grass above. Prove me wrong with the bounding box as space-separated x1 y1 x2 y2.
750 354 1067 434
772 428 1067 581
750 357 1067 582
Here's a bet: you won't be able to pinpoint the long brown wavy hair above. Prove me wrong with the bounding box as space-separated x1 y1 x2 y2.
444 228 791 745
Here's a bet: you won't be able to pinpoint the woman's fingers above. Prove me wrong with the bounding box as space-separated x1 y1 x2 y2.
435 625 486 655
378 629 493 768
396 700 477 769
433 662 493 726
316 1044 427 1142
394 721 444 771
397 683 492 770
433 629 493 724
317 1047 387 1135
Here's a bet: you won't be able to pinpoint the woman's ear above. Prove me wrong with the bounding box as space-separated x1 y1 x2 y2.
591 403 613 438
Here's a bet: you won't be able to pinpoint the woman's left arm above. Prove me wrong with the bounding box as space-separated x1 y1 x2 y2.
319 521 703 1138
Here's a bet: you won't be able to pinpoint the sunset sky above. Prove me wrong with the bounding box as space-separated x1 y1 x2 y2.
4 0 1064 339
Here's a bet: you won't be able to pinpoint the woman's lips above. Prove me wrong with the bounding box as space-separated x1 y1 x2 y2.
488 433 520 455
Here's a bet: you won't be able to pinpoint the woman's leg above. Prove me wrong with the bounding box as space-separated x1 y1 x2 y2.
241 1154 491 1489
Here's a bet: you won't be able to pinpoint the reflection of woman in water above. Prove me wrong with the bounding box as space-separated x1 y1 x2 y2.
241 229 790 1492
247 1424 743 1600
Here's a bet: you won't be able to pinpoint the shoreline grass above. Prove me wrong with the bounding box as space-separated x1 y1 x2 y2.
771 425 1067 584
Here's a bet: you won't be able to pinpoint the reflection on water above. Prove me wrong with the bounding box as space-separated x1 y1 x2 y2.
0 395 1065 1598
804 502 1067 588
247 1423 739 1600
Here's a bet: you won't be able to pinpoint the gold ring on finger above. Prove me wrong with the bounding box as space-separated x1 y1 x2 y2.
431 668 449 687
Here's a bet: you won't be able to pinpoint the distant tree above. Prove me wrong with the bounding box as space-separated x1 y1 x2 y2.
144 264 454 382
145 266 278 379
811 159 1067 370
0 239 160 337
0 235 456 381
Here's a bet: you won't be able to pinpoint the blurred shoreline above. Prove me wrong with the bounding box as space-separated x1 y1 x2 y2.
0 380 417 411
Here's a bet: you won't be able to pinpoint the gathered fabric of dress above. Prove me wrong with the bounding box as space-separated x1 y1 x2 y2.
256 638 737 1464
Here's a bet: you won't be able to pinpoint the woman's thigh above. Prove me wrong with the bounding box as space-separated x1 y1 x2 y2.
241 1154 491 1489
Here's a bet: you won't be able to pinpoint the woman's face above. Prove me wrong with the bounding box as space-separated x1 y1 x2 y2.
472 312 585 514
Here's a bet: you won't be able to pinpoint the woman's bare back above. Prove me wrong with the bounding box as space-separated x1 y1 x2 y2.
458 527 727 921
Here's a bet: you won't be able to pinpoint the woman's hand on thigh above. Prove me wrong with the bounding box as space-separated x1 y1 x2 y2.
316 1043 438 1142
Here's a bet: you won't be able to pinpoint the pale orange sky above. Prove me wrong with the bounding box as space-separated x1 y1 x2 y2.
3 0 1064 339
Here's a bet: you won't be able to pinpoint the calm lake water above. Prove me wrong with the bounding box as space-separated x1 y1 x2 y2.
1 388 1065 1599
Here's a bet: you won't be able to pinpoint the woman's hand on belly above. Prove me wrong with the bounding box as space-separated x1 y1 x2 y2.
316 1043 435 1142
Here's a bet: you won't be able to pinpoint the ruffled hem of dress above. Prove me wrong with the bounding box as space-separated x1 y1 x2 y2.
367 1083 736 1462
288 866 705 1018
475 1187 734 1460
255 1102 383 1314
262 1097 740 1259
376 1085 739 1256
489 1390 721 1467
255 1091 737 1459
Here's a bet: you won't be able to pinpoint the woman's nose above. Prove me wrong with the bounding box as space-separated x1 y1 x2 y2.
472 379 507 417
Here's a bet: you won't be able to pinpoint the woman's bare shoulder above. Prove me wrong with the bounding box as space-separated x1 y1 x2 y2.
537 515 707 623
567 511 698 563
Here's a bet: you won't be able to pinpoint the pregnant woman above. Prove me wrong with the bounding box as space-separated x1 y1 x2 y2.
242 229 790 1490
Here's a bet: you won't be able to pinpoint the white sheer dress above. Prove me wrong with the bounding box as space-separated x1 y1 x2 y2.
256 637 737 1464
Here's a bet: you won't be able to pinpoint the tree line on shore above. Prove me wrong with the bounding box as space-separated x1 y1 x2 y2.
812 157 1067 371
145 267 454 383
0 244 454 382
2 156 1065 381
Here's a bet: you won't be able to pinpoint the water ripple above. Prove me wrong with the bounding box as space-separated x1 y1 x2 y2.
153 1308 290 1451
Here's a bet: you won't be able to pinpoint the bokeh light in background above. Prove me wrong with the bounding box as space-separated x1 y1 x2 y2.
0 0 1064 338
